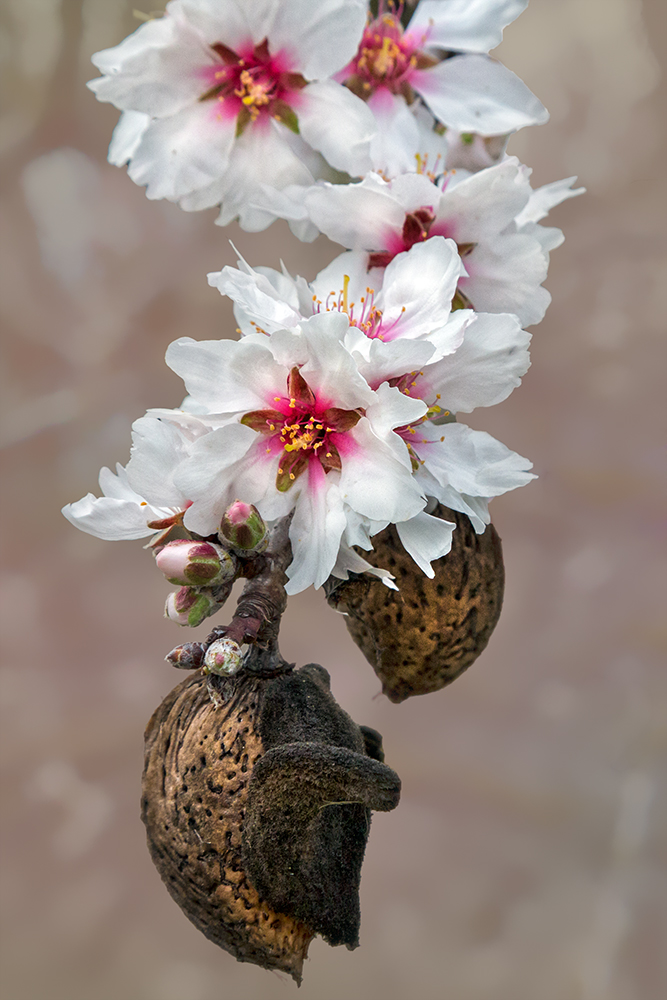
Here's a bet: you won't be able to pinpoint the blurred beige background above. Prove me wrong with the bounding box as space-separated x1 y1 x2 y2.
1 1 665 998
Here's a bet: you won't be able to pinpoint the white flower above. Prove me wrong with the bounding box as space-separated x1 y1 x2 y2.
89 0 376 229
304 160 583 326
164 313 428 593
337 0 548 137
209 250 534 574
344 308 534 541
210 237 474 358
61 416 196 540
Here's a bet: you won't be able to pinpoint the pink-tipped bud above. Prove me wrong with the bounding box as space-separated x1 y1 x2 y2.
164 587 218 628
156 540 236 588
203 637 242 676
218 501 268 554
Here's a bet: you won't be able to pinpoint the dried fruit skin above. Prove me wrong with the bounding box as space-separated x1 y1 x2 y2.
142 672 312 982
142 664 400 981
326 506 504 703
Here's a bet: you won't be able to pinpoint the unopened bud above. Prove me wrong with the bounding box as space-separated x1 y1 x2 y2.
156 540 237 587
218 501 268 554
165 642 206 670
203 637 242 677
165 587 218 628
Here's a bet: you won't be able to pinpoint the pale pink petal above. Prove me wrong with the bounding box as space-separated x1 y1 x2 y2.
414 55 548 134
408 0 528 54
285 463 347 593
108 110 150 166
340 420 425 522
305 175 405 250
166 337 286 412
395 511 456 576
269 0 367 78
89 10 213 116
417 312 531 413
127 102 236 201
379 237 463 341
297 81 376 176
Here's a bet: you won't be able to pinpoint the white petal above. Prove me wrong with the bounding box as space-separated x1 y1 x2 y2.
379 237 463 342
297 81 376 177
297 313 376 409
214 121 315 229
127 101 236 201
384 170 444 211
174 0 268 48
269 0 367 79
125 415 191 506
108 110 150 166
418 312 531 412
414 54 548 134
165 337 286 412
209 264 302 334
305 175 405 250
461 232 550 326
285 462 347 593
426 308 476 359
176 422 259 533
437 156 530 240
395 511 456 576
62 495 158 540
368 94 424 176
365 382 427 439
331 541 398 589
346 335 436 388
408 0 528 54
419 422 535 497
98 463 142 501
340 419 425 522
89 10 213 117
515 176 585 226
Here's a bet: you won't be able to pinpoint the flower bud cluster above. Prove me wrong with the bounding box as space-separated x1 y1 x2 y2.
157 503 269 628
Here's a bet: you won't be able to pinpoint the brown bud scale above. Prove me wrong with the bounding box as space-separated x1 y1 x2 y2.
327 505 504 702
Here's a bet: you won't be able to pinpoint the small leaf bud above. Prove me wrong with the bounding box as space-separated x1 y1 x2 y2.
165 587 218 628
219 501 268 554
156 539 237 587
203 637 243 676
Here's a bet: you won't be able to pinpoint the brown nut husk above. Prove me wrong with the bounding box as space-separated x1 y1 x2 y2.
142 663 400 983
325 505 504 703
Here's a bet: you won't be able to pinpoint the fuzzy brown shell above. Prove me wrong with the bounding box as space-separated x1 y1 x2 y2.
141 672 313 982
326 505 504 702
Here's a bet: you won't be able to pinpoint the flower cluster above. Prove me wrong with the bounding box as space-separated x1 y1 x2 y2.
65 0 582 600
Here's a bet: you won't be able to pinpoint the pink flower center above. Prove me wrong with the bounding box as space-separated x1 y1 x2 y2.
341 10 436 102
241 367 362 491
200 38 306 133
369 206 438 267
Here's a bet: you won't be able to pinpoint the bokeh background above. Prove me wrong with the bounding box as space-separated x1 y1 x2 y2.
1 1 665 998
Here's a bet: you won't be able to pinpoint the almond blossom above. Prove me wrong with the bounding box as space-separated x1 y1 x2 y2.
89 0 376 230
338 0 548 139
210 236 474 358
209 245 534 572
163 314 430 592
304 159 583 325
